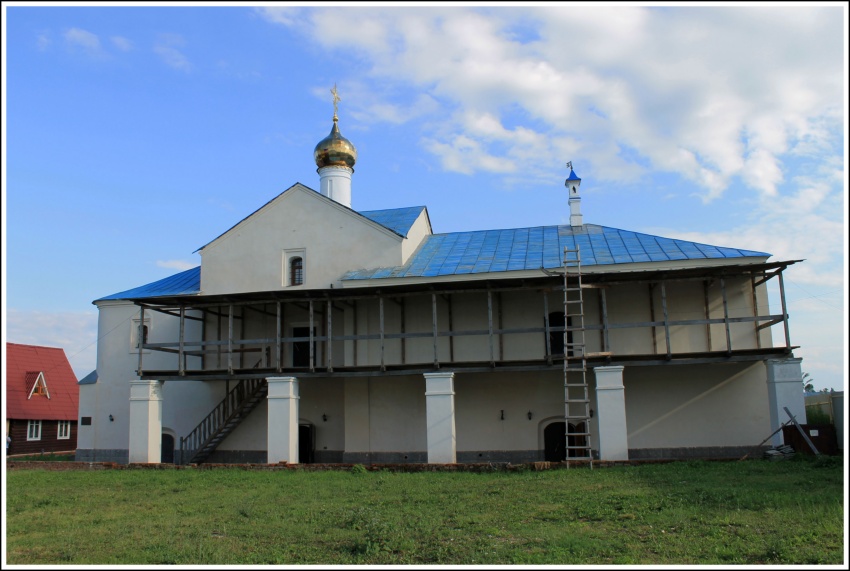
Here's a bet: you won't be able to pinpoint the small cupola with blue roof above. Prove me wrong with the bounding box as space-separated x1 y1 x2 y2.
565 162 582 227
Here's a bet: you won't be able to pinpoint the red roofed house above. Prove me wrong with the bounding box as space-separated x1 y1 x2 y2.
6 343 79 456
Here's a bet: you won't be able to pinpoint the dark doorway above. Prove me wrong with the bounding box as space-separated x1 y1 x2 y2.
292 327 314 368
298 423 315 463
161 433 175 464
547 312 573 357
544 422 566 461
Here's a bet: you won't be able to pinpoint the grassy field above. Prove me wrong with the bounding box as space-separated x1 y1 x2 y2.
5 457 844 565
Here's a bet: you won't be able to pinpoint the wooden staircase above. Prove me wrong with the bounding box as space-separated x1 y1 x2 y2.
179 378 268 465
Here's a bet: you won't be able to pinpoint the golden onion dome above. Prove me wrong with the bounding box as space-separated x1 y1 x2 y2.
314 117 357 170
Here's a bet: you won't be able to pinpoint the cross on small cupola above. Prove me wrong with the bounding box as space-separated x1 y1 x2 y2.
565 162 583 227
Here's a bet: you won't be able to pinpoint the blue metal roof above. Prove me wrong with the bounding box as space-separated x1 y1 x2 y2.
78 370 98 385
359 206 426 238
341 224 771 281
97 223 771 301
95 266 201 302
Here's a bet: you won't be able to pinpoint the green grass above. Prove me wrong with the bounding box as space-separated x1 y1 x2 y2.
5 457 844 565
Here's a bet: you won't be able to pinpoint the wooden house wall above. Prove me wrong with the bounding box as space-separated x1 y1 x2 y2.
8 419 78 456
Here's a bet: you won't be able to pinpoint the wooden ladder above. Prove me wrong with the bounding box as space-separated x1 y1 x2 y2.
563 246 594 467
179 378 268 465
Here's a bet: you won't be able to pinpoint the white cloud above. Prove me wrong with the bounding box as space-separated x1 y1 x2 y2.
156 260 197 271
36 31 50 51
154 34 191 71
111 35 133 51
64 27 101 53
262 6 843 204
6 309 98 379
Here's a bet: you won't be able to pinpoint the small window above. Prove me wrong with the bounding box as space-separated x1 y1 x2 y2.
58 420 71 440
33 384 46 396
290 257 304 286
27 420 42 441
81 417 92 426
131 318 151 353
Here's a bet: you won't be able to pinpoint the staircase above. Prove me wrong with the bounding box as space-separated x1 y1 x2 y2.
562 246 594 467
179 378 268 465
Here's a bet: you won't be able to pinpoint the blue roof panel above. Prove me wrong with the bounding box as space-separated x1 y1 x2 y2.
96 266 201 302
359 206 426 238
341 224 771 281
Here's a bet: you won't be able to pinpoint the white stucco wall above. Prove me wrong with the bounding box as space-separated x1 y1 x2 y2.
200 185 412 295
624 361 770 450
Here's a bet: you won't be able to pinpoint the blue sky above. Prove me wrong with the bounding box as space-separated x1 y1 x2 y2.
3 4 847 392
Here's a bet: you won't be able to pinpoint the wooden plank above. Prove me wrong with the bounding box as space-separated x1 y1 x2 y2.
227 304 234 375
600 288 610 353
432 293 439 367
543 292 552 364
660 282 671 359
487 290 495 367
648 283 658 355
720 278 732 354
309 300 315 373
276 301 282 373
327 299 333 373
379 296 385 371
137 306 145 376
751 276 761 349
703 280 712 352
179 305 186 376
778 270 792 348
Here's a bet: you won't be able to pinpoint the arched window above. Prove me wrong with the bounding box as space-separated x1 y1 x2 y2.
290 257 304 286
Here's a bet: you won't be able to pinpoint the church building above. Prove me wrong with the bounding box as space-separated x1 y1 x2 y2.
76 92 806 466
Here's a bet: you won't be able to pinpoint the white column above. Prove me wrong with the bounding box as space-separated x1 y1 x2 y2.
267 377 299 464
424 372 457 464
128 380 163 463
594 366 628 461
766 358 805 446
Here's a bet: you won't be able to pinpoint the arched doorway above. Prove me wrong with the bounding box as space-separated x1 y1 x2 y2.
544 421 588 461
161 433 175 464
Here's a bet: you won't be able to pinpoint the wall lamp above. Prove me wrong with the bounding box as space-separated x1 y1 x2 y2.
500 410 504 420
589 409 594 418
527 411 533 420
109 414 114 422
322 414 328 422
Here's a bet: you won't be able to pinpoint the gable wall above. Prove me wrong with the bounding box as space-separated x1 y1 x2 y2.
200 188 406 295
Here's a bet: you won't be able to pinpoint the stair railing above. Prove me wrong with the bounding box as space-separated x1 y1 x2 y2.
179 378 264 464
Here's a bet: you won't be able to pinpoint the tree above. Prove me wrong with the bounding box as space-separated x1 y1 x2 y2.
802 372 815 393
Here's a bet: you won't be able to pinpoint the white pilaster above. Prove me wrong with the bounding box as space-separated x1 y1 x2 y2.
267 377 300 464
424 372 457 464
594 366 628 461
318 165 353 208
128 380 163 463
569 197 583 226
766 358 805 446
